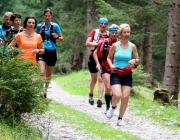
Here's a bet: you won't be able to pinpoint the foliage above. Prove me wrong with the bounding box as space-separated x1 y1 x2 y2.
132 65 150 86
0 49 49 122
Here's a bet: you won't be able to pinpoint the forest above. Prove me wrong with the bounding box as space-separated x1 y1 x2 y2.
0 0 179 103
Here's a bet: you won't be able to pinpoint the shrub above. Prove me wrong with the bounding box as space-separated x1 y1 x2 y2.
0 49 49 122
132 65 150 86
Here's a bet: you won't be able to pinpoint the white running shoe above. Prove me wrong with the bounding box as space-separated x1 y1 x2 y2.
117 119 124 126
106 107 114 119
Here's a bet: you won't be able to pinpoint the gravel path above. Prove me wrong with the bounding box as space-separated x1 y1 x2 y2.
32 81 180 140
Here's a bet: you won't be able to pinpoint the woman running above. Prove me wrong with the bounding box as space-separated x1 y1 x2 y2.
8 16 44 63
85 17 109 107
106 24 140 126
93 24 119 112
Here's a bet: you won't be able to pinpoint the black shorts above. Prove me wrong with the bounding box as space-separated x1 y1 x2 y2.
110 73 132 87
36 49 57 66
101 66 110 74
88 55 102 73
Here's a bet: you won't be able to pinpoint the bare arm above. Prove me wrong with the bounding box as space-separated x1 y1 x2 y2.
37 42 45 54
128 44 140 66
56 32 64 42
8 39 17 50
51 32 64 42
107 43 117 71
85 37 98 47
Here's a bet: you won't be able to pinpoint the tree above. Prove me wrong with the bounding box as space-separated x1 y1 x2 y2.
162 0 180 105
85 0 94 69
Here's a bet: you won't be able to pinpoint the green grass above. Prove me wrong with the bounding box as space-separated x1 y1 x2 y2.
0 121 42 140
53 70 95 96
130 86 180 130
49 101 142 140
53 70 180 131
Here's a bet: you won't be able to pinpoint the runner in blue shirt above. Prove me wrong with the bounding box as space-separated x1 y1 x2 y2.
36 8 64 98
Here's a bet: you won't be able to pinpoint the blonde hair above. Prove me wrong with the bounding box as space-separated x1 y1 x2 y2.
3 12 13 19
118 24 130 35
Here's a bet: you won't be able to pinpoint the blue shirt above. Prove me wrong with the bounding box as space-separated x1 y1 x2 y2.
36 22 61 50
113 41 132 69
0 25 12 53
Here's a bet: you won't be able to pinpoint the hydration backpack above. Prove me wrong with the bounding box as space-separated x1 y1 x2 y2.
40 22 56 43
91 29 109 58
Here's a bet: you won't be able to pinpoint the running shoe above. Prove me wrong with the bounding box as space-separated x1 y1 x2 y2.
89 97 94 105
117 119 124 126
104 108 109 114
97 99 102 108
44 93 47 98
106 107 114 119
40 93 47 98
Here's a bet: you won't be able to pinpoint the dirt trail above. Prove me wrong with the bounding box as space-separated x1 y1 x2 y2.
42 81 180 140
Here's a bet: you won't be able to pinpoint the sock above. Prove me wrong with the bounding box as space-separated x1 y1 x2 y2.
112 106 116 109
118 117 122 120
98 98 102 101
105 93 112 109
89 93 93 97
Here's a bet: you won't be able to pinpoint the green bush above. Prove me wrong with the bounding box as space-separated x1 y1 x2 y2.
0 49 49 122
132 65 150 86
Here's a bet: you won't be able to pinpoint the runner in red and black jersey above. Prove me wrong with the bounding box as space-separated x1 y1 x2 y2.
85 17 109 107
93 24 119 112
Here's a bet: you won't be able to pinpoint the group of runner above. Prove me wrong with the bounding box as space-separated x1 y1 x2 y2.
0 9 64 98
86 17 140 126
0 10 140 125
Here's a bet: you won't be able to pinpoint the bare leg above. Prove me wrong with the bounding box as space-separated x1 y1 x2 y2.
119 86 131 118
37 60 45 80
45 65 54 91
111 84 122 107
102 73 111 109
97 72 104 99
89 72 97 94
89 72 97 105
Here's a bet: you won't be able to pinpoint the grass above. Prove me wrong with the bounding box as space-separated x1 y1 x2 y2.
53 70 180 131
0 121 42 140
49 101 142 140
53 70 93 96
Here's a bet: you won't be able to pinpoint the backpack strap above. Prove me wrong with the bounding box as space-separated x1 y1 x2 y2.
102 39 109 60
93 29 100 43
39 22 45 34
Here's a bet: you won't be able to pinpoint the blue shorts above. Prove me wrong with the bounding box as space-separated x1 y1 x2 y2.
36 49 57 66
110 73 132 87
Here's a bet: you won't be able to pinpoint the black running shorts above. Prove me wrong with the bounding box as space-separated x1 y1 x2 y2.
36 49 57 66
88 55 102 73
110 72 132 87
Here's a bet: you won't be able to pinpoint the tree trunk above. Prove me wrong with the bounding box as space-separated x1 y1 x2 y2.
162 1 180 106
71 50 83 71
84 0 93 69
143 18 153 85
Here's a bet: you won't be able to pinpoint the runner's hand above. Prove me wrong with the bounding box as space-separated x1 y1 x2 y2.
110 65 115 71
51 33 58 39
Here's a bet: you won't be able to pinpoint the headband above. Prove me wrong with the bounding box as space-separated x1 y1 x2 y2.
98 17 108 25
109 28 118 33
